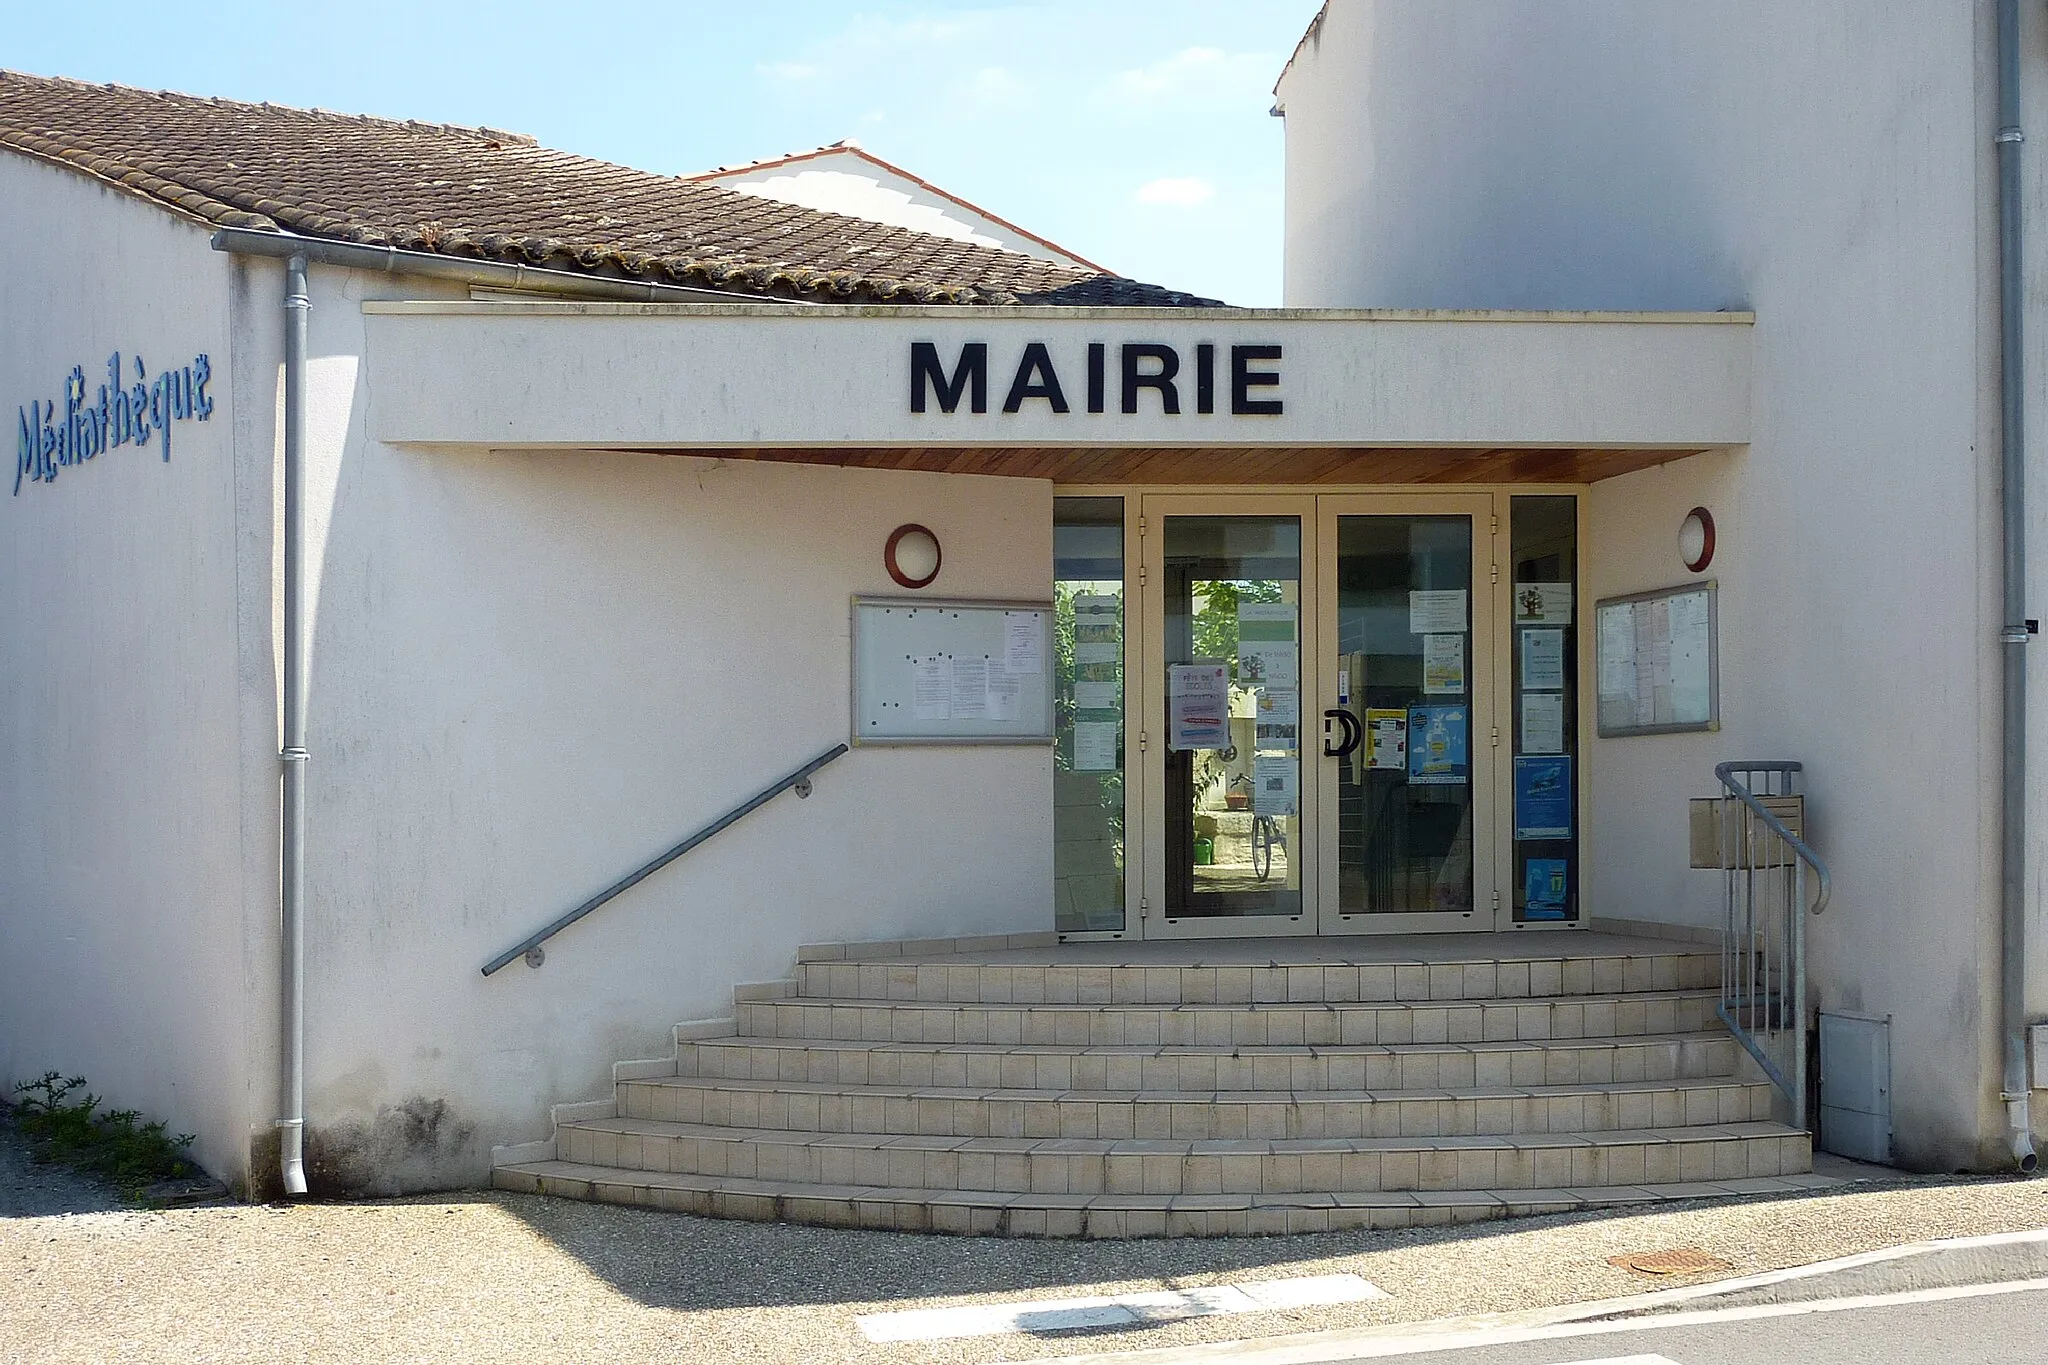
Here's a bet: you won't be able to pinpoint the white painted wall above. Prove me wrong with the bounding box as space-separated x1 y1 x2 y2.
286 266 1053 1188
1278 1 2004 1168
0 156 1058 1194
0 156 262 1183
696 146 1099 270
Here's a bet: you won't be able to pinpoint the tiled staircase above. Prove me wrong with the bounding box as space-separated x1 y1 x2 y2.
494 932 1831 1237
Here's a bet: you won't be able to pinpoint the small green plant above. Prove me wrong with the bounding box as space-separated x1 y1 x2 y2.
10 1072 201 1202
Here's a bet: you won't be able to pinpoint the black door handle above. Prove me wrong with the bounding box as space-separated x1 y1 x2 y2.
1323 709 1362 759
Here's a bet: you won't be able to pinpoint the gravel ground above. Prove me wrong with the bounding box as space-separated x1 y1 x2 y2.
6 1138 2048 1365
0 1106 126 1219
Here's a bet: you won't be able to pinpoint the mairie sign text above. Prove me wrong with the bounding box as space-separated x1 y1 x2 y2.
910 341 1283 417
16 352 213 495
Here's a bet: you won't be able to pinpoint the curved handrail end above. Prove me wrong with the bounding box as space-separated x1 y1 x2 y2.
1715 760 1833 915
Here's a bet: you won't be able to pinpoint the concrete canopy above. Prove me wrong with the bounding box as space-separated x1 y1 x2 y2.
361 301 1751 483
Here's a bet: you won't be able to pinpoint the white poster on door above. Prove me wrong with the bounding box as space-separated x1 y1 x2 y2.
1513 581 1573 626
1409 589 1468 634
1168 663 1229 751
1239 643 1298 692
1252 753 1298 816
1519 628 1567 691
1073 720 1118 771
1074 680 1120 711
1366 709 1408 770
1257 681 1299 751
1521 691 1566 754
1423 634 1466 695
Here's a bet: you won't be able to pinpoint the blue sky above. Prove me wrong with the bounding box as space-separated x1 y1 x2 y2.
5 2 1328 304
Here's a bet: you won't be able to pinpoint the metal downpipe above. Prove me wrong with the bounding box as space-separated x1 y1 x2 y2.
278 254 311 1197
1996 0 2037 1175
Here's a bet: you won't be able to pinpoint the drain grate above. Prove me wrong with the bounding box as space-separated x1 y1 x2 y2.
1606 1247 1732 1276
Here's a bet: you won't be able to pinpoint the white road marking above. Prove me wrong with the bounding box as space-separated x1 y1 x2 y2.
1549 1356 1683 1365
855 1272 1387 1343
1042 1275 2048 1364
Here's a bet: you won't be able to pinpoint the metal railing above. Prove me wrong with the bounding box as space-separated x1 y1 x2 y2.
1712 761 1832 1130
482 743 850 976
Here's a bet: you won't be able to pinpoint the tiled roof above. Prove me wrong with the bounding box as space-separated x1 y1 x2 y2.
0 71 1221 307
687 140 1108 273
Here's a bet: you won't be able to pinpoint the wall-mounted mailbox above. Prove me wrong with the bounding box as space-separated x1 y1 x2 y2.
1689 795 1805 869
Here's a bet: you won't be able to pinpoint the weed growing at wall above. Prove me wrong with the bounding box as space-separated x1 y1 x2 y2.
10 1072 200 1202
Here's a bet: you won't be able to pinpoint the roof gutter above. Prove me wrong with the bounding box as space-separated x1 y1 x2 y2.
210 226 781 305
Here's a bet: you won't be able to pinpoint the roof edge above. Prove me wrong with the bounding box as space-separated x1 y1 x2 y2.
1274 0 1334 98
361 299 1759 324
0 122 265 232
686 142 1109 274
211 226 756 304
0 68 535 144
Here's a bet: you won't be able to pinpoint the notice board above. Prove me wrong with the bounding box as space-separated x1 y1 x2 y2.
852 596 1055 744
1595 581 1718 737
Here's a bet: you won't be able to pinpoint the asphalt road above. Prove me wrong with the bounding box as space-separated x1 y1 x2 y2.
1328 1282 2048 1365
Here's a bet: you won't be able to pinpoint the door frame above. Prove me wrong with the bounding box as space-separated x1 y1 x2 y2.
1312 491 1504 935
1055 483 1590 943
1137 493 1321 940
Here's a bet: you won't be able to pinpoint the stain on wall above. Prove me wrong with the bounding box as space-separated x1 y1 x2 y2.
304 1097 478 1196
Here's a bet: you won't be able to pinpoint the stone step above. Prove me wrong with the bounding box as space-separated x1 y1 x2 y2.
680 1031 1741 1091
501 1137 1830 1235
556 1117 1806 1194
794 951 1717 1006
617 1073 1772 1140
737 989 1722 1046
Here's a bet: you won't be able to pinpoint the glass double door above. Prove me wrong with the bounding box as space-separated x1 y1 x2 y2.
1139 494 1501 937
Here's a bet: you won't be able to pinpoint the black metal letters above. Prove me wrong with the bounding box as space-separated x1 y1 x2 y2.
911 340 1282 418
910 341 988 413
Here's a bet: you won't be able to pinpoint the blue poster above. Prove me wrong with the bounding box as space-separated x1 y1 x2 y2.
1513 754 1573 839
1406 705 1469 786
1524 858 1569 919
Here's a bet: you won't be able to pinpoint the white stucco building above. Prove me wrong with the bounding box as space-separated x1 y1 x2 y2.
1274 0 2048 1179
3 1 2045 1235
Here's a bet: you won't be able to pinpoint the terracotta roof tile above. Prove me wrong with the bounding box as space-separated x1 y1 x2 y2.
0 70 1222 307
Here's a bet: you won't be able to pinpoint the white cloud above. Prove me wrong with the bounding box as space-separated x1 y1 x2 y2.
1119 46 1226 96
955 65 1031 108
840 13 990 48
1135 176 1216 208
757 60 818 82
1113 46 1273 102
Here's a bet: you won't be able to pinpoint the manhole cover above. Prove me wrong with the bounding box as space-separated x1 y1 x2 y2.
1606 1248 1732 1276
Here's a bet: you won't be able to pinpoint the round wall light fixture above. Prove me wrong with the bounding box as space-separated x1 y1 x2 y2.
885 523 942 589
1679 506 1716 574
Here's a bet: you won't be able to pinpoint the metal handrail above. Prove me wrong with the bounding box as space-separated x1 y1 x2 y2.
1712 760 1831 1131
1716 761 1832 914
482 743 850 976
